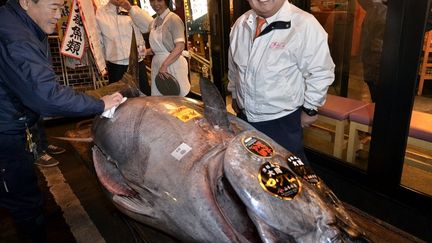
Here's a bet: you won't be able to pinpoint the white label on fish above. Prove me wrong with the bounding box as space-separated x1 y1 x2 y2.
171 143 192 160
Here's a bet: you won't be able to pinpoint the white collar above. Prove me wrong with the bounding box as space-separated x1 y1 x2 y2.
107 3 117 12
158 8 170 20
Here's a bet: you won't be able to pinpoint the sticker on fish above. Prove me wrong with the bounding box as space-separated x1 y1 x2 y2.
258 161 301 200
286 155 320 186
171 142 192 161
242 136 274 158
169 106 201 122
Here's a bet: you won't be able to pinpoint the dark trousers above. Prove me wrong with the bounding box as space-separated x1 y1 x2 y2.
237 108 309 164
365 80 378 102
0 133 46 242
106 61 150 96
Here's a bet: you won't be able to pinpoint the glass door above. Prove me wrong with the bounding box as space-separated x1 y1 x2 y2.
304 0 432 195
401 29 432 197
304 0 378 170
183 0 212 95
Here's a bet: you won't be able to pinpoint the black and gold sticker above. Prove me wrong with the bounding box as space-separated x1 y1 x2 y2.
286 155 320 186
258 161 301 200
242 136 274 158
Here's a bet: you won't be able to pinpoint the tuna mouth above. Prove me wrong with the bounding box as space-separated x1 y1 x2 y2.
214 171 369 243
214 175 263 242
214 172 311 242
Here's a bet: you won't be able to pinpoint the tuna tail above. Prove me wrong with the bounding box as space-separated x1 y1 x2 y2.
85 31 141 98
199 76 230 131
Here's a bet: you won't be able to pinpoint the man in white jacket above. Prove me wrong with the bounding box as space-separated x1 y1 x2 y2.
95 0 153 95
228 0 335 164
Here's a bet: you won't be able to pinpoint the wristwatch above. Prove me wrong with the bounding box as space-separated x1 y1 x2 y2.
301 106 318 116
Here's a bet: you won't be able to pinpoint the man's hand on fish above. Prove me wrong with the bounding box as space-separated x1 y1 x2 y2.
101 92 124 111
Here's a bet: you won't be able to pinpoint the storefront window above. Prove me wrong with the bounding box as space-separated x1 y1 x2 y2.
304 0 379 170
303 0 432 197
401 30 432 196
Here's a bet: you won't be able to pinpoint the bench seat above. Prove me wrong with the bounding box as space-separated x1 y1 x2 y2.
346 104 432 163
315 94 369 159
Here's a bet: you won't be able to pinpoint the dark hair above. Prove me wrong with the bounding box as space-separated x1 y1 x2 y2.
165 0 172 11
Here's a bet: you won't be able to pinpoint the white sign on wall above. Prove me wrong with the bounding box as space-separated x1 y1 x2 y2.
190 0 207 21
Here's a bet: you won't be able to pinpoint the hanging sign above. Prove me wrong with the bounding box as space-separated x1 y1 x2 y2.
77 0 107 73
61 0 86 59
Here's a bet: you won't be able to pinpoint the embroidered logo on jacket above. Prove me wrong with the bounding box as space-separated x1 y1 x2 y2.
269 42 286 49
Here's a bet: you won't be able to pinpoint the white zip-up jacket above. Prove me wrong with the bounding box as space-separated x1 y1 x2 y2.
94 3 152 69
228 1 335 122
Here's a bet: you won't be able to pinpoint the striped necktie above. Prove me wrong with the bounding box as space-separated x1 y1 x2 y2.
155 16 163 29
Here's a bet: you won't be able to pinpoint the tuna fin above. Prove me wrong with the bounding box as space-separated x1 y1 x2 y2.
119 31 141 97
92 146 137 197
127 30 139 81
199 76 230 130
113 195 157 218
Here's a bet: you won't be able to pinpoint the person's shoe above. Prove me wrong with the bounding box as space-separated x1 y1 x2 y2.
34 153 59 167
46 144 66 155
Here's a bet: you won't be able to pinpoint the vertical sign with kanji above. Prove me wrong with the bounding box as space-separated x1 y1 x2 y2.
60 0 86 59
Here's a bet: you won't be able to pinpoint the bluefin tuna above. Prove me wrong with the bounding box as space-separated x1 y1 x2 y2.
64 31 368 242
87 76 369 242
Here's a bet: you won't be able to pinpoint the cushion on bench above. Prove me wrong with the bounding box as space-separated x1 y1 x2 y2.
319 95 369 120
409 111 432 142
349 105 432 142
348 104 375 126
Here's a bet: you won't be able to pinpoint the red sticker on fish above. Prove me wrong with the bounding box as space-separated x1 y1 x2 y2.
242 136 274 158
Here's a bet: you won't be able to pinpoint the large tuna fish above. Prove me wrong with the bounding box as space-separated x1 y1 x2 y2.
89 76 369 242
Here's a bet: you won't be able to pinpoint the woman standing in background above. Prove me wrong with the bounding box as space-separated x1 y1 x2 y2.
147 0 190 96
